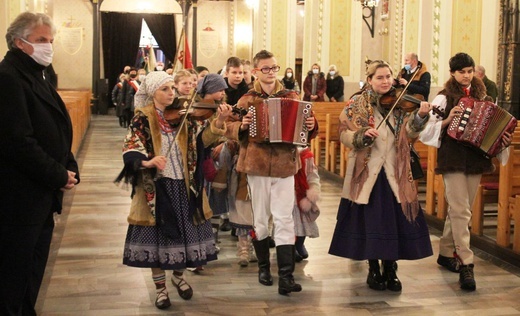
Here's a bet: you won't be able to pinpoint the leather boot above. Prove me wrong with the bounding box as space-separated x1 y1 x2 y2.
383 260 402 291
367 260 386 291
252 238 273 286
276 245 302 295
237 236 249 267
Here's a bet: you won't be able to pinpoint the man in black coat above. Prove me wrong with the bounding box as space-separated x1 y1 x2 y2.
0 12 79 316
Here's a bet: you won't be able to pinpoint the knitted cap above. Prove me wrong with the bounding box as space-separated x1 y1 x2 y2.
134 71 174 109
197 73 228 96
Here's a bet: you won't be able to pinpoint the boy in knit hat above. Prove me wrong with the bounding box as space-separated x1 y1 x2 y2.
197 73 228 101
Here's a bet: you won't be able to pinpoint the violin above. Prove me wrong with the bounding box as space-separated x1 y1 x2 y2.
163 98 247 126
380 88 425 113
380 90 444 117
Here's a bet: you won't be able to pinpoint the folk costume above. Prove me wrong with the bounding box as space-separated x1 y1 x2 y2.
225 79 318 294
328 86 433 275
419 76 496 270
116 71 226 308
293 147 321 261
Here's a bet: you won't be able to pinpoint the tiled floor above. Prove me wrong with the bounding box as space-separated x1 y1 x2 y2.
36 115 520 315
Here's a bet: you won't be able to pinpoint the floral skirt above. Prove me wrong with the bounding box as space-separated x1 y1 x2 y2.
123 178 217 270
329 170 433 261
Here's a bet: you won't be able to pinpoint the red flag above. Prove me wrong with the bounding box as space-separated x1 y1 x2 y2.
183 35 193 69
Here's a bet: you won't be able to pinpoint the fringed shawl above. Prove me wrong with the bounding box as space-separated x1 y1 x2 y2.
345 88 420 223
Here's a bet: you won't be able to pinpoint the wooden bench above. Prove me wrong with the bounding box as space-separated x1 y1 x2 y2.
470 122 520 235
58 89 92 155
497 146 520 252
325 113 342 173
470 158 500 235
425 146 447 219
309 102 345 169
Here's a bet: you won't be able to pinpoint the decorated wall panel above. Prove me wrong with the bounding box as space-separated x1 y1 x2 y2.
270 1 288 69
451 0 482 62
403 0 420 56
329 0 351 76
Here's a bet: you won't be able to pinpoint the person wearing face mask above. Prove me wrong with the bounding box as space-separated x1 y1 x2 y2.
155 61 165 72
120 67 142 128
395 52 431 101
0 12 80 315
281 67 300 94
325 65 344 102
303 63 326 102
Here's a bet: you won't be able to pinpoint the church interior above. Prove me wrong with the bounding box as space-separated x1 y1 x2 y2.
2 0 520 314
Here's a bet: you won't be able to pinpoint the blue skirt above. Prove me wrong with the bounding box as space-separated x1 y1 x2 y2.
328 170 433 261
123 179 218 270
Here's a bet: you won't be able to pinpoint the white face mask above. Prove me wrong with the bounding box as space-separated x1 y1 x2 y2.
312 69 319 74
138 74 146 82
21 38 53 67
286 73 293 78
329 71 336 76
156 66 164 71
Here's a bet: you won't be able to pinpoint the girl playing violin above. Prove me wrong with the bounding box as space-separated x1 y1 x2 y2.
116 71 232 310
328 60 433 292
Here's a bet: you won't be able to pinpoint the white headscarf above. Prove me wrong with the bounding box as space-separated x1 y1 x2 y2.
134 71 174 109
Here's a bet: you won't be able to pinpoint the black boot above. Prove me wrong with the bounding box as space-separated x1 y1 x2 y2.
252 238 273 286
295 236 308 259
383 260 402 292
276 245 302 295
367 260 386 291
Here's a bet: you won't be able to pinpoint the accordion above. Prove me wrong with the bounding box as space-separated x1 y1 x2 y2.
447 97 517 157
248 98 312 146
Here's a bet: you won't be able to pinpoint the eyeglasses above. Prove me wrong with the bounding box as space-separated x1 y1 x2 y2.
256 66 281 74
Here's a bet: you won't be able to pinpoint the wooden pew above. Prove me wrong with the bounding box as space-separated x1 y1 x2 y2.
470 158 500 236
497 146 520 252
309 102 344 169
57 89 92 155
470 122 520 236
425 146 447 219
326 113 342 173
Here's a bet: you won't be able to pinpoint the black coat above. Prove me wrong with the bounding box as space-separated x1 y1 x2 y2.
0 49 79 225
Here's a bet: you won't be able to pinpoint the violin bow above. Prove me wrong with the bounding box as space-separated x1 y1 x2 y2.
375 63 422 130
164 88 198 157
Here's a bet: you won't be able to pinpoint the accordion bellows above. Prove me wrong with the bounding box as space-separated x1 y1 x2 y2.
248 98 312 146
447 97 517 157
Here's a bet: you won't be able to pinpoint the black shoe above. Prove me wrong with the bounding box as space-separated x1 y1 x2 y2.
268 236 276 248
154 288 171 309
220 219 232 232
437 255 460 273
277 245 302 295
367 260 386 291
171 275 193 300
383 261 402 292
367 271 386 291
295 236 308 259
459 264 476 291
278 277 302 295
259 268 274 286
294 250 303 263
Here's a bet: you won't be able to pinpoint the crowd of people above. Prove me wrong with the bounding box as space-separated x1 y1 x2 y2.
1 10 508 315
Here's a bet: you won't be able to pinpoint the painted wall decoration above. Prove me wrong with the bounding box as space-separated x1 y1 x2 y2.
199 25 219 58
59 17 84 55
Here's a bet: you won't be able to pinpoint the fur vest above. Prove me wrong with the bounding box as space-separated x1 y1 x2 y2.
226 80 318 178
436 76 493 174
